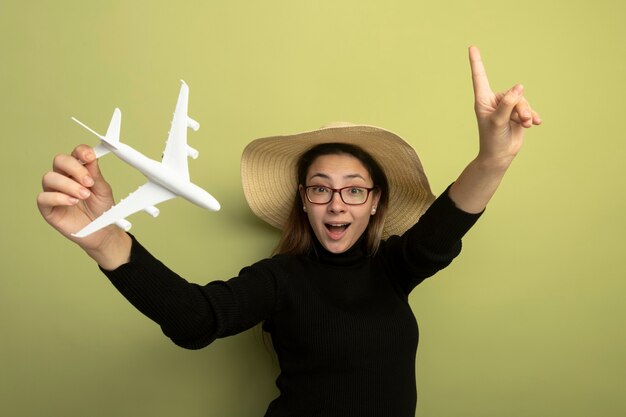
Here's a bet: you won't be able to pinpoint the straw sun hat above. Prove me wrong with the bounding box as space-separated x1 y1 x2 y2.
241 122 435 239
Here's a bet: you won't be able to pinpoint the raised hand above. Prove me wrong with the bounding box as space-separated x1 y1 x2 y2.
449 46 542 213
37 145 131 268
469 46 542 167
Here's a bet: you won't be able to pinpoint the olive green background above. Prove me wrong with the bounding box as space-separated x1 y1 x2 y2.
1 1 624 416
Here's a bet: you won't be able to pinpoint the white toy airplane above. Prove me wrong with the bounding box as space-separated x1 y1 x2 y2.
71 80 220 238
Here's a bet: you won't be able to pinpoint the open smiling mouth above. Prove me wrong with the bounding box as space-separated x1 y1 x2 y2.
325 223 350 233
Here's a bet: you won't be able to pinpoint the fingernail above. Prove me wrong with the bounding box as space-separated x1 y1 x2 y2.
69 197 80 205
83 150 94 162
79 188 91 198
514 84 524 95
84 176 94 186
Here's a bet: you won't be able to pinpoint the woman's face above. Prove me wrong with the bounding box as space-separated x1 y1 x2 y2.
300 154 381 254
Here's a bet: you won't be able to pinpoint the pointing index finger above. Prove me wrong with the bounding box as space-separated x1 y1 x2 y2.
469 46 492 100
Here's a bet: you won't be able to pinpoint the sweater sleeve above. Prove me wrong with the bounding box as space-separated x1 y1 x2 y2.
101 235 279 350
381 184 483 294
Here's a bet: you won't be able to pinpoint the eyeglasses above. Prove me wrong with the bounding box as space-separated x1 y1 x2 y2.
304 186 377 205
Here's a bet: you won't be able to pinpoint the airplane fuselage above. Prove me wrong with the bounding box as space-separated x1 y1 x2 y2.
107 142 220 211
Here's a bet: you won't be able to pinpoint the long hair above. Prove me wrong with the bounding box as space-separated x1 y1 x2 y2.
272 142 389 256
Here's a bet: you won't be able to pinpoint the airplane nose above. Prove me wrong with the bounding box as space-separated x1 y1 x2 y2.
202 193 221 211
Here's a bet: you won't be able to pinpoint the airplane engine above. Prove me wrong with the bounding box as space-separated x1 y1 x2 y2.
144 205 160 217
187 146 199 159
187 117 200 131
115 219 132 231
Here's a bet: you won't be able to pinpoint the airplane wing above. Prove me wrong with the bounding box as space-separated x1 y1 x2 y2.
72 182 177 238
161 81 192 180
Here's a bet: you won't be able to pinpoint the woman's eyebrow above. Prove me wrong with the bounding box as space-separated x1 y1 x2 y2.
308 173 367 181
308 172 330 181
344 173 367 181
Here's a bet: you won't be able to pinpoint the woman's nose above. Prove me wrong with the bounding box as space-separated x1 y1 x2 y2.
328 191 347 212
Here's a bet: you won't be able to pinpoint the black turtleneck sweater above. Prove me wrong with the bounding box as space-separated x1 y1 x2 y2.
103 188 482 416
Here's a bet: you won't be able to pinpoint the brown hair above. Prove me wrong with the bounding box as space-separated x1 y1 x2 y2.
272 142 389 256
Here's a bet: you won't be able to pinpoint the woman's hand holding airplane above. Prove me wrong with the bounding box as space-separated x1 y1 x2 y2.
37 145 131 269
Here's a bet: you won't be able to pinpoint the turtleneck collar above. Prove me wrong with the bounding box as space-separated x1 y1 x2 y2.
308 232 368 267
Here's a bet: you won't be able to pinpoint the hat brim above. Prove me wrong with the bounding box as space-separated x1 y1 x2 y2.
241 124 435 239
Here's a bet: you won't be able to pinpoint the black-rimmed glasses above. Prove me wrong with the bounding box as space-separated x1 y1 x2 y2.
304 186 377 205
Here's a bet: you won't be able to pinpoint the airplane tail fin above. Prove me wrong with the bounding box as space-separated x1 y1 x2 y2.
72 108 122 158
105 108 121 143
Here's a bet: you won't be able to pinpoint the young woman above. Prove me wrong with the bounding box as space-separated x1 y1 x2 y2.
37 47 540 416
